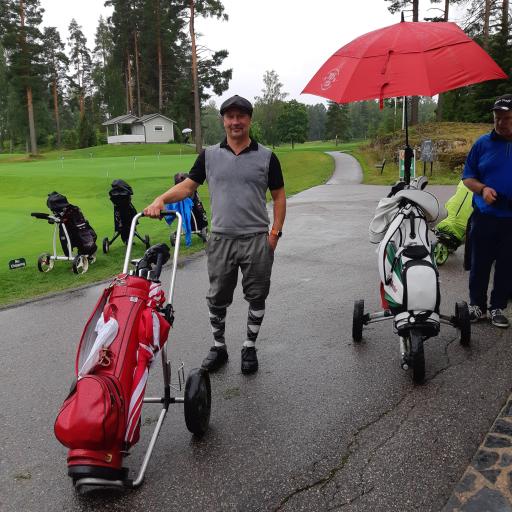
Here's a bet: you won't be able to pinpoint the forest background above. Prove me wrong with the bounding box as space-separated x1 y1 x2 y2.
0 0 511 156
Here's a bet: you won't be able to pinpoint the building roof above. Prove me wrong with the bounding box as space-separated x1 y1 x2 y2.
103 113 176 126
102 114 138 126
135 113 176 124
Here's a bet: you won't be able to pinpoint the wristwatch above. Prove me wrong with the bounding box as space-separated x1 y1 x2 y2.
270 228 282 238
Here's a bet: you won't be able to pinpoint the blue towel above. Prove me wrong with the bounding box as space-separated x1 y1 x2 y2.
164 199 193 246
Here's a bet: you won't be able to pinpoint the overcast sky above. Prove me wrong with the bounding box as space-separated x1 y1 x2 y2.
41 0 466 107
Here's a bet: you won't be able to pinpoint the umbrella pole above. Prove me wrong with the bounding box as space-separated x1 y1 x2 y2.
403 96 413 186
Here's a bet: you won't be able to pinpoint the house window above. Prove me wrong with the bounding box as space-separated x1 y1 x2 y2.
154 125 164 132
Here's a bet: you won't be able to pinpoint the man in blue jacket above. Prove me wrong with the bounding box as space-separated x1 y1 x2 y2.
462 94 512 328
144 95 286 373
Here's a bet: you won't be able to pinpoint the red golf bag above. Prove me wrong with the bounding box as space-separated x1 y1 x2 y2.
54 273 170 483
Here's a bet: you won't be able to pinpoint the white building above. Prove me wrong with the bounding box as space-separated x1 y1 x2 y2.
103 113 176 144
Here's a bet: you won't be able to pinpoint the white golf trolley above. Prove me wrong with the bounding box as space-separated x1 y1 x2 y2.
352 176 471 384
31 211 95 274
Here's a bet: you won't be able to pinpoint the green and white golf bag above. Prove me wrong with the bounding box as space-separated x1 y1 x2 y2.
370 185 447 337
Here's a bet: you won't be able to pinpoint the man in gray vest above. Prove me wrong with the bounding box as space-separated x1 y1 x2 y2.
144 95 286 374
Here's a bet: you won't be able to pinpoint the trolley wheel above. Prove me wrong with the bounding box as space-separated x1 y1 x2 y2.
144 234 151 249
170 232 177 247
72 255 89 274
184 368 211 437
409 330 425 384
102 237 109 254
434 242 449 266
455 301 471 346
37 253 54 273
352 299 364 342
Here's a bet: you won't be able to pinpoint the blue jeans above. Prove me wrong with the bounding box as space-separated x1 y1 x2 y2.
469 211 512 311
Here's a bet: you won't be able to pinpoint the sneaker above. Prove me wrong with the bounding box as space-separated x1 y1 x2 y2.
489 309 510 328
241 347 258 375
469 305 485 323
201 346 228 371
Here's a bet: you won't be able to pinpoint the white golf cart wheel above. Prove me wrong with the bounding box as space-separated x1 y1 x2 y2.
37 253 54 273
72 255 89 274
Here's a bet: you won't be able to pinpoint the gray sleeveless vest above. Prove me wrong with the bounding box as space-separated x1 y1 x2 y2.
205 143 272 236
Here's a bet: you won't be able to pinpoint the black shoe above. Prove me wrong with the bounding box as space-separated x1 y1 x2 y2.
469 304 485 323
201 346 228 371
241 347 258 375
489 309 510 328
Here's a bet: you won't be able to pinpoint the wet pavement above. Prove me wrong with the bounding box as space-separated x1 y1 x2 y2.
1 152 511 511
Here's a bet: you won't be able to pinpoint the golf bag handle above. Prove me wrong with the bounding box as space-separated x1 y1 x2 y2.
31 212 50 220
122 211 182 307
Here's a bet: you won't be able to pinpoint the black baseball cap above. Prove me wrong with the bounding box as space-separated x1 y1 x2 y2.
220 95 253 116
492 94 512 111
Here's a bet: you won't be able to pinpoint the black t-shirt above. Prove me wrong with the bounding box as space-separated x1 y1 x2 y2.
188 138 284 190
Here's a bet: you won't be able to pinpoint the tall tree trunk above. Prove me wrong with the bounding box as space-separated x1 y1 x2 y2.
20 0 37 154
52 78 61 147
436 0 450 121
79 93 85 119
156 0 163 112
410 0 420 126
190 0 202 153
134 30 141 117
126 48 133 114
503 0 510 35
26 86 37 154
483 0 491 50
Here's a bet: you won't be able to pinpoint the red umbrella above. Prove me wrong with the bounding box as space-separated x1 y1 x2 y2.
303 20 506 105
302 19 507 183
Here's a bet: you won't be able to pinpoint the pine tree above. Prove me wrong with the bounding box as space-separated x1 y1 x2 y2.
67 19 92 119
41 27 68 147
1 0 45 154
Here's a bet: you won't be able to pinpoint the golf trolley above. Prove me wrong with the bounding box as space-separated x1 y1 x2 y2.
102 179 151 254
31 212 93 274
54 211 211 490
353 177 471 384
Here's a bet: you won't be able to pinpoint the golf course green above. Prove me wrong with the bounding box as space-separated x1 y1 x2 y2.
1 143 336 306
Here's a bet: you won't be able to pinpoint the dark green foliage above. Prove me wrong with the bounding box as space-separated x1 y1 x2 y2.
253 70 288 147
201 100 224 145
78 113 96 148
277 100 308 148
306 103 327 141
325 101 351 141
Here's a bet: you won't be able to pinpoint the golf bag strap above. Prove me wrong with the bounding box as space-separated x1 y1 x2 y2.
385 247 405 285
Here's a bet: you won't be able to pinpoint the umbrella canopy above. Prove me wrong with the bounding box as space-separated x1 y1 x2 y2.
302 21 507 105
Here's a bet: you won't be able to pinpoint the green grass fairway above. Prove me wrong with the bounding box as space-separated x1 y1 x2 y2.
1 146 335 307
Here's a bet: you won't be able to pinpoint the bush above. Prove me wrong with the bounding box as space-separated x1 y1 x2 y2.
173 128 183 143
62 129 78 149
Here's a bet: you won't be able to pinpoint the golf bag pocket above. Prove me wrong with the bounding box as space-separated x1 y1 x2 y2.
54 374 123 450
402 260 439 312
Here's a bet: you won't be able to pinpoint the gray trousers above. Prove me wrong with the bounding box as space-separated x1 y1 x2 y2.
206 232 274 311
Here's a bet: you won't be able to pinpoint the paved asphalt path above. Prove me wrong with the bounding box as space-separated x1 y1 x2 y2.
2 152 512 512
